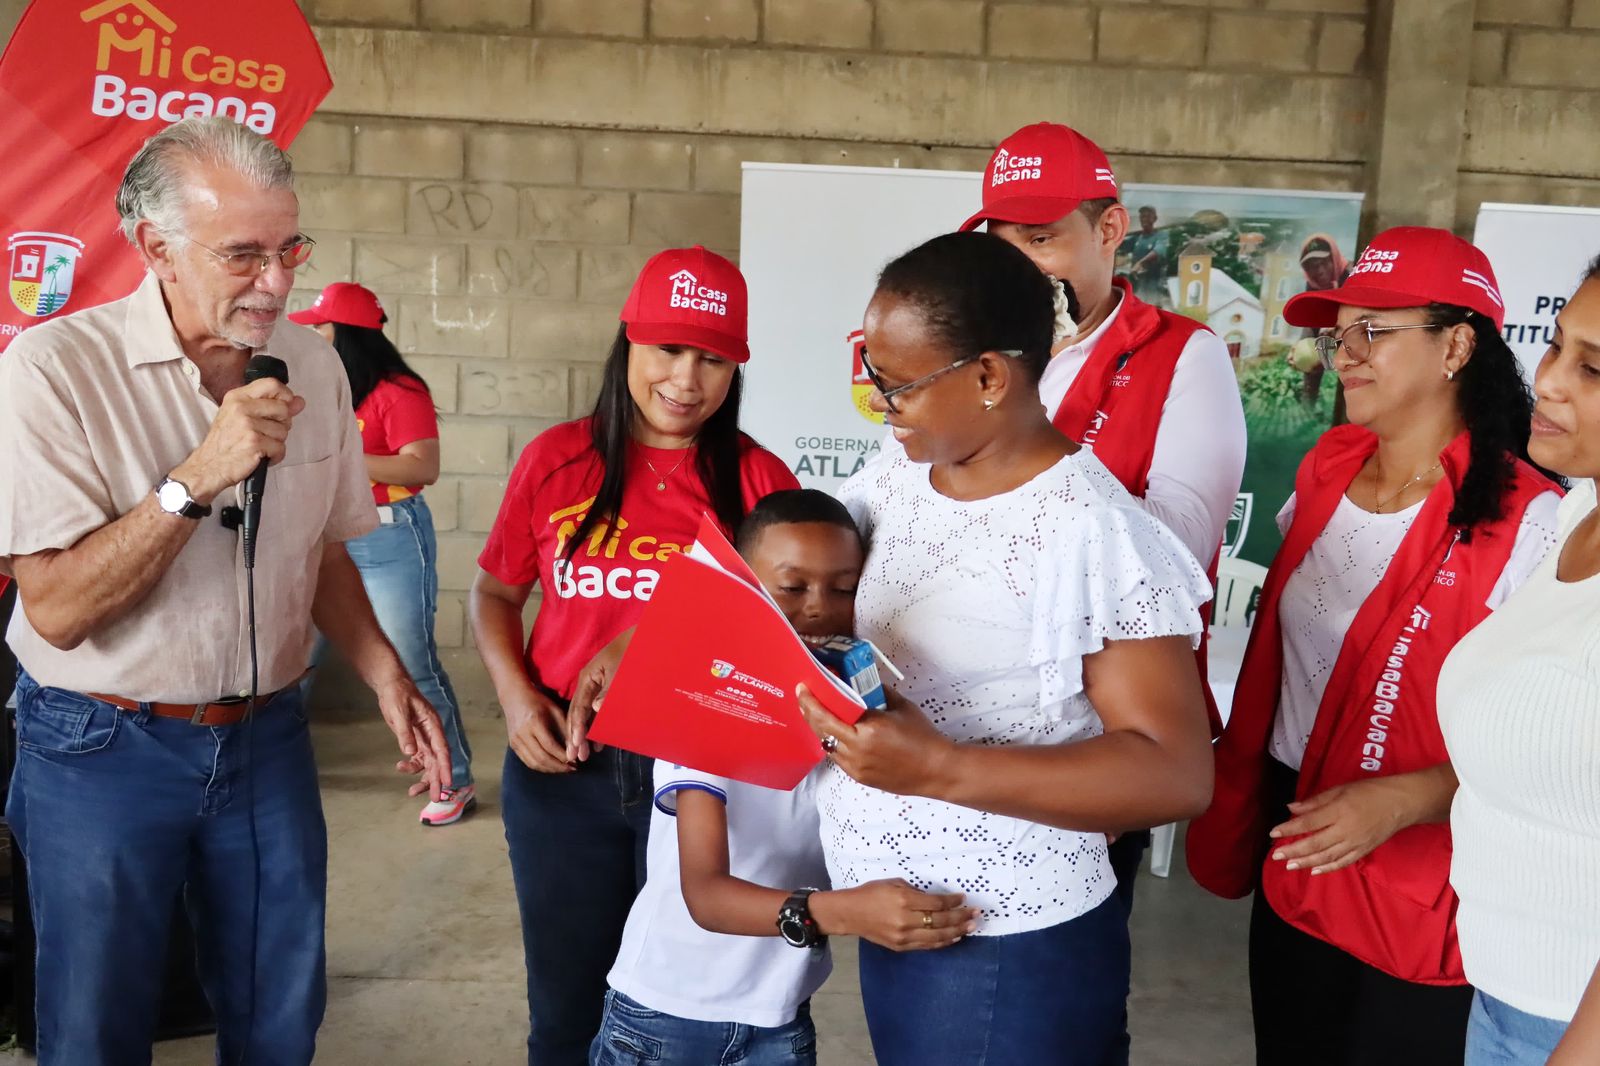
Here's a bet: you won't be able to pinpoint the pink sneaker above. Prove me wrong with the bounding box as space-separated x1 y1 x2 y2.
420 785 477 827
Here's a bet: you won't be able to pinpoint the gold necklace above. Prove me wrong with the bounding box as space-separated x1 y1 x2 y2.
642 453 689 492
1373 460 1442 513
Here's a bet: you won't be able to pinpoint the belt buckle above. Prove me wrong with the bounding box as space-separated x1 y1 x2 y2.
191 703 213 725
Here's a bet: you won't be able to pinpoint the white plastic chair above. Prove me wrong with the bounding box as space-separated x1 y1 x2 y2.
1148 555 1268 877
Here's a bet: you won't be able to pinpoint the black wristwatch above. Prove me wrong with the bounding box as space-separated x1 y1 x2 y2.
777 888 825 949
155 475 212 519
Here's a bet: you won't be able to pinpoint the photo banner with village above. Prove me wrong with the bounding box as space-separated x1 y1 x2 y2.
740 164 1363 569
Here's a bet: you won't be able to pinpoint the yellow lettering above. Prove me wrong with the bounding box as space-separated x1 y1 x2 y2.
655 543 682 562
182 44 209 82
235 59 258 90
629 536 658 562
208 54 235 87
260 64 286 93
96 24 155 77
548 496 596 524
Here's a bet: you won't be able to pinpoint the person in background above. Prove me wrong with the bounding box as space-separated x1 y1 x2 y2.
1125 205 1170 307
592 488 976 1066
1438 256 1600 1066
289 282 473 826
1292 234 1354 407
1187 227 1561 1066
470 246 799 1066
798 231 1215 1066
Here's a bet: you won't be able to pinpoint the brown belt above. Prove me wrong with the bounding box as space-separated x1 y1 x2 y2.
86 688 287 726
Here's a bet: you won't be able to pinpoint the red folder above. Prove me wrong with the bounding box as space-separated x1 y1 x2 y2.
587 519 868 790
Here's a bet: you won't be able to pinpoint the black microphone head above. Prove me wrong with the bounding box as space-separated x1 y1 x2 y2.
244 354 289 386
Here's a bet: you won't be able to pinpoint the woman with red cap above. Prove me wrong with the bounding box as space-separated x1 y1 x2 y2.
288 282 476 826
469 247 798 1066
1186 226 1561 1066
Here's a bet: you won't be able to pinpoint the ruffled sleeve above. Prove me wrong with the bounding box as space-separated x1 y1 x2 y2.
1030 501 1213 711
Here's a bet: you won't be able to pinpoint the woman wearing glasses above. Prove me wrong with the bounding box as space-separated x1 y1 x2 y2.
288 283 475 826
1187 227 1560 1066
796 232 1216 1065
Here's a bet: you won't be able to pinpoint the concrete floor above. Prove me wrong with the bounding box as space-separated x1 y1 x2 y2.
12 715 1256 1064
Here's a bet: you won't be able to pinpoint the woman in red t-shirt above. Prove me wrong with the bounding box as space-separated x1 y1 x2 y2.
470 247 798 1066
289 283 476 827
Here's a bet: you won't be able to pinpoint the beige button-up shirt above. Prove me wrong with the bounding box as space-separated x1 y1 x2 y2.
0 272 377 702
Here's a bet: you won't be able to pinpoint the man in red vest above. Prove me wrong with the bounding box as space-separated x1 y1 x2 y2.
960 121 1246 1059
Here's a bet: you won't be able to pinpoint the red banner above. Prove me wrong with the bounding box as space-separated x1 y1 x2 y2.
0 0 332 353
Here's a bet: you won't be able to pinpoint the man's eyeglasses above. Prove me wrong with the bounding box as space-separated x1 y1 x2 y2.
1313 320 1440 371
858 348 1024 413
189 236 316 277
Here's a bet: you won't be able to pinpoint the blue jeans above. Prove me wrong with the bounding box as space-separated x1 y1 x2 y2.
1467 990 1570 1066
311 493 472 788
858 895 1130 1066
503 744 655 1066
6 668 328 1066
589 990 817 1066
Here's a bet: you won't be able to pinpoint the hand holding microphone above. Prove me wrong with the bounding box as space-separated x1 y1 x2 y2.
169 356 304 563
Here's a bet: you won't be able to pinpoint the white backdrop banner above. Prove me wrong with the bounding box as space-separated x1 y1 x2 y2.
1473 202 1600 379
739 163 980 488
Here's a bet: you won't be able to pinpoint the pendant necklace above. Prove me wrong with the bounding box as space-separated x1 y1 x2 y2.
642 453 689 491
1373 460 1442 513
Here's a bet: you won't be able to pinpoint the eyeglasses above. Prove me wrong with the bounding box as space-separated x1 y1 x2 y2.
858 349 1024 413
1314 320 1440 371
189 236 316 277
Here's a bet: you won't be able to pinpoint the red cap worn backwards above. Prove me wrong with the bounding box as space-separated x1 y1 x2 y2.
959 122 1121 233
288 281 386 330
620 246 750 363
1283 226 1506 331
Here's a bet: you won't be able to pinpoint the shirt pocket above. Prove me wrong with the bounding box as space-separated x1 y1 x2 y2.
268 455 336 555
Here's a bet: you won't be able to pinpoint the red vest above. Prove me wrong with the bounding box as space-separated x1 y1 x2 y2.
1053 279 1222 733
1186 425 1555 984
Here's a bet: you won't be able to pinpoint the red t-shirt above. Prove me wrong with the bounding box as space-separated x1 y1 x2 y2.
357 376 438 505
478 418 799 699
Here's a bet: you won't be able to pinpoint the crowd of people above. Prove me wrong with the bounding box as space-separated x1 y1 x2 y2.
0 112 1595 1066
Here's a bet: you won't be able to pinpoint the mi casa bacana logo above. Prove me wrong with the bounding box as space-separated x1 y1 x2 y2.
82 0 289 134
668 269 729 316
8 232 86 318
546 496 690 602
990 148 1044 187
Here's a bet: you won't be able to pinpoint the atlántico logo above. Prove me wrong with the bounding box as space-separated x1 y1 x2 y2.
847 329 885 426
667 269 729 316
8 232 86 318
710 660 735 679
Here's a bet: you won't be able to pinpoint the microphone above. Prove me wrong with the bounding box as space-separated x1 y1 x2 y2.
241 354 289 570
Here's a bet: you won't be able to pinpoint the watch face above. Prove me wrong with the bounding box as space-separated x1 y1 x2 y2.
157 480 188 512
778 915 808 947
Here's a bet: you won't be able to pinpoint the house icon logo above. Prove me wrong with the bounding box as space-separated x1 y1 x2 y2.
710 660 735 680
81 0 177 78
669 269 698 299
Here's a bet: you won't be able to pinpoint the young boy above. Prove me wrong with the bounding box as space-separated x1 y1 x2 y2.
592 490 977 1066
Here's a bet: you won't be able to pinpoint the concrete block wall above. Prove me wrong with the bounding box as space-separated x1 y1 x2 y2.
1 0 1596 715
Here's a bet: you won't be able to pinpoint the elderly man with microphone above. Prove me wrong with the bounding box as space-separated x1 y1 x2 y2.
0 116 452 1065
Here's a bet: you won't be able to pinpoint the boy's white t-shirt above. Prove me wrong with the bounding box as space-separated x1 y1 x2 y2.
606 760 832 1028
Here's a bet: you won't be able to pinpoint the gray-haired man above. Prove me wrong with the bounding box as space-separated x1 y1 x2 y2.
0 116 452 1065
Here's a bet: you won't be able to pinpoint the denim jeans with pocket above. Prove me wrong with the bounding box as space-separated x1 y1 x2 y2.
6 668 328 1066
588 989 817 1066
1466 990 1570 1066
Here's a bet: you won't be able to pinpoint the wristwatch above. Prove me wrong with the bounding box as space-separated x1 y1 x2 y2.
777 888 826 949
155 475 212 519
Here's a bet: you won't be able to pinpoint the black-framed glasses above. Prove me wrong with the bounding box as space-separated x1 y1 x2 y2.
859 348 1024 413
189 235 316 277
1314 320 1440 371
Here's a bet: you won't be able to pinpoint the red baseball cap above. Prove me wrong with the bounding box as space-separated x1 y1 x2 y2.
288 282 386 330
620 246 750 363
1283 226 1506 331
959 123 1121 233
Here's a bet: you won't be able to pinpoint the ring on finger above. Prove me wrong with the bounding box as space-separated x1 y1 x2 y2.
822 735 839 754
921 911 933 929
